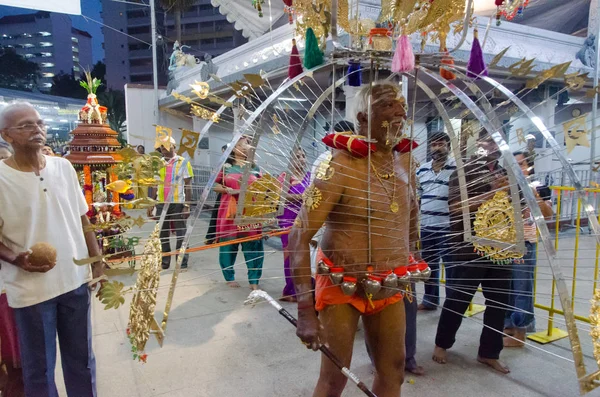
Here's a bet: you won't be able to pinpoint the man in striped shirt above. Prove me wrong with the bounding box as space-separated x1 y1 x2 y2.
416 132 455 310
148 137 194 269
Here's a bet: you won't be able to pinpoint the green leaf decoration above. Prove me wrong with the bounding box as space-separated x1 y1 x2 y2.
100 280 127 310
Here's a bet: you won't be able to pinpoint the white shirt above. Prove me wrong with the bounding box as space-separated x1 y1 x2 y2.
0 156 91 308
417 158 456 231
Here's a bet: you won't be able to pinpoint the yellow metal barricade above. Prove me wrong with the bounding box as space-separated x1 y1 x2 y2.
529 186 600 344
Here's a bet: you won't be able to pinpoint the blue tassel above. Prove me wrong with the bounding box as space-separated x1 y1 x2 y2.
347 60 362 87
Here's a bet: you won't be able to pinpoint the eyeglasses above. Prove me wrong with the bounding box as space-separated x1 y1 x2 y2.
6 121 48 133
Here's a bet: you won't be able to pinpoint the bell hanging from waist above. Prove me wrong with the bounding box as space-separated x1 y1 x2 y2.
394 266 411 287
383 271 398 288
341 276 358 296
330 267 344 285
418 261 431 281
317 259 331 275
362 275 382 296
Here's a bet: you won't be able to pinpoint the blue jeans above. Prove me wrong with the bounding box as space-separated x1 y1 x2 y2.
505 242 537 330
13 284 96 397
420 229 450 308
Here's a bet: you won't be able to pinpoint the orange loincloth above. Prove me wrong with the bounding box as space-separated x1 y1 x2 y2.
315 250 403 315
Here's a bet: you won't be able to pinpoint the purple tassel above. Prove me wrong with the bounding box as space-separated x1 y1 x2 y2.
466 30 488 79
391 35 415 73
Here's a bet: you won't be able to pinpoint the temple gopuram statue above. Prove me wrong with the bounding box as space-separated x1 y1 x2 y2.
65 71 122 170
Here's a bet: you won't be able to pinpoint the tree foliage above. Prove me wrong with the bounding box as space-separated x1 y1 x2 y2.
160 0 195 43
50 72 87 99
50 62 108 99
98 90 127 146
0 48 40 91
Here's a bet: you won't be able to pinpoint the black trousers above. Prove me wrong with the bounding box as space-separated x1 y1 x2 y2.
156 203 189 267
205 193 222 244
435 257 511 359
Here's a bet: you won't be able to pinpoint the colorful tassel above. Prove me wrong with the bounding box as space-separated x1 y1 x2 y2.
347 60 362 87
466 29 488 79
288 39 304 79
391 35 415 73
440 50 456 80
303 28 324 69
283 0 293 24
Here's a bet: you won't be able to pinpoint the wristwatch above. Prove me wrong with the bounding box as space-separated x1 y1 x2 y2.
183 204 190 208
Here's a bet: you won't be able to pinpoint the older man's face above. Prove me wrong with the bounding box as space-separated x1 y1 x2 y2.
1 106 47 151
359 85 407 144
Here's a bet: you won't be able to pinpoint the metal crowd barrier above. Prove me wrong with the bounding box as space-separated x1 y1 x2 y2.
529 185 600 343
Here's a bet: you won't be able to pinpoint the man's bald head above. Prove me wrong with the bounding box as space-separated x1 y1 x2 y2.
0 102 37 130
0 102 47 152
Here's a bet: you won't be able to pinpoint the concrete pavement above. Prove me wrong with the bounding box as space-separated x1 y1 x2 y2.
54 214 600 396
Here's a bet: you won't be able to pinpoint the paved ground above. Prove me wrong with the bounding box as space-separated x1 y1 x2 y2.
53 212 600 396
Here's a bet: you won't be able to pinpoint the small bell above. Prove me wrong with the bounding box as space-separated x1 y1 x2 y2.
330 267 344 285
341 276 358 296
408 264 421 282
417 262 431 281
317 259 331 275
394 267 411 287
363 275 382 297
383 271 398 288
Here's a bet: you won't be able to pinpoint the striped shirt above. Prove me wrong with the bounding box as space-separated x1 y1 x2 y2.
157 155 194 203
417 158 456 231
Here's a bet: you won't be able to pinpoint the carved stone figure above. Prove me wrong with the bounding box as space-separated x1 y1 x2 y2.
576 34 596 68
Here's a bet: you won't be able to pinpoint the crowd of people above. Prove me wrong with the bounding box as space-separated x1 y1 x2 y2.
0 88 552 397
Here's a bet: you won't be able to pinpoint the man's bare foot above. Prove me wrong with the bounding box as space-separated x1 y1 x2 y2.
432 346 447 364
418 303 437 311
227 281 240 288
503 327 515 336
250 284 260 291
503 329 525 347
477 356 510 374
406 365 425 376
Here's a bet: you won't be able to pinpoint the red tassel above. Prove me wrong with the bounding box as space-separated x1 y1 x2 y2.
393 138 419 153
288 39 303 79
322 133 376 158
440 50 456 80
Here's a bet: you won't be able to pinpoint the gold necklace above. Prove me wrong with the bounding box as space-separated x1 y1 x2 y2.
369 160 395 179
370 160 399 213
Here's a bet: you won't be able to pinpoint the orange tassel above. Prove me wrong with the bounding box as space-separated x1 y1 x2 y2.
440 49 456 80
110 172 120 214
83 165 93 209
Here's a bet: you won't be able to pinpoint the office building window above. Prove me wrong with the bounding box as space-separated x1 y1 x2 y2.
216 37 233 45
127 9 146 18
130 74 152 82
130 58 152 67
128 26 150 35
129 43 147 51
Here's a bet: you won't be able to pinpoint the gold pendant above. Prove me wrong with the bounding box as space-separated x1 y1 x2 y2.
390 201 399 213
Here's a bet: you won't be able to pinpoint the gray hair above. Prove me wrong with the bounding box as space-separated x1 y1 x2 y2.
353 81 402 131
0 102 37 130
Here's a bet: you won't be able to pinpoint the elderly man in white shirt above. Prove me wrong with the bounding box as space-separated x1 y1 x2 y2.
0 102 104 397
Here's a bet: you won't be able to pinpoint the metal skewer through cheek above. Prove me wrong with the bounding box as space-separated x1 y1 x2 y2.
244 290 378 397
